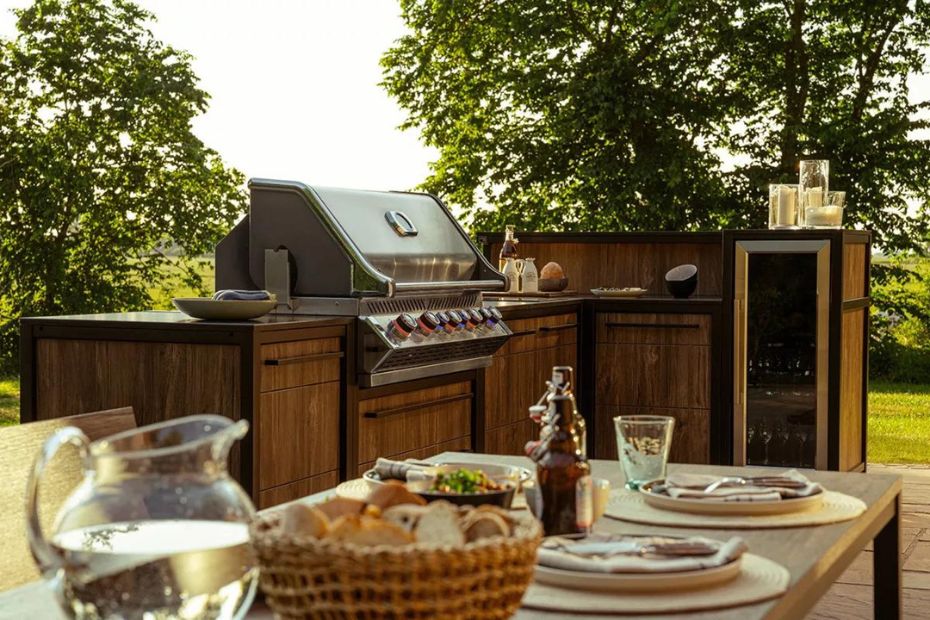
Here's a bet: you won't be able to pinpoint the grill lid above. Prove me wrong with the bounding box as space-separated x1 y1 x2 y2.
216 179 505 298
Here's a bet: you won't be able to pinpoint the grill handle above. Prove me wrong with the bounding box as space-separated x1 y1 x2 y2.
538 323 578 333
394 279 505 293
363 393 473 419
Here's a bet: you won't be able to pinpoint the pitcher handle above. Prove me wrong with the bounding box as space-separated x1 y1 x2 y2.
26 426 91 575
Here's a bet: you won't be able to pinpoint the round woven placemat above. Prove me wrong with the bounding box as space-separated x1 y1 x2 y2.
522 553 789 614
605 490 866 529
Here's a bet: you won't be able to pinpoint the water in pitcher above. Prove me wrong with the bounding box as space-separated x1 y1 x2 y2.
52 520 257 620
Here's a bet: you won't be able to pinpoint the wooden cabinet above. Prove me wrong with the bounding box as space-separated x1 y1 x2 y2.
481 312 579 457
594 312 711 464
355 380 473 475
21 313 348 510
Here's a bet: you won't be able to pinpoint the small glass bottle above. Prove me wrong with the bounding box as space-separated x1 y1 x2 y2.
499 225 519 271
536 395 592 536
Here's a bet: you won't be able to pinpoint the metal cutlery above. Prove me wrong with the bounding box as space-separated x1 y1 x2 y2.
702 475 808 493
554 539 719 558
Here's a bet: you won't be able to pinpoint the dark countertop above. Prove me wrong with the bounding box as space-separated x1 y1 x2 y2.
21 310 352 332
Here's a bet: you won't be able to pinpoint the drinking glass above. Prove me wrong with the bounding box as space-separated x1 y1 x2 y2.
798 160 829 227
768 183 799 229
613 415 675 489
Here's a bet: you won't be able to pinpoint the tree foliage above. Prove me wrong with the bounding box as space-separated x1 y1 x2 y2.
0 0 245 370
382 0 930 254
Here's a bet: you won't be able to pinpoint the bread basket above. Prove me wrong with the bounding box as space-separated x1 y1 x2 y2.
250 508 542 619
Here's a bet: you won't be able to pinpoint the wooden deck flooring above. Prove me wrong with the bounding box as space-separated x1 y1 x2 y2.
808 464 930 619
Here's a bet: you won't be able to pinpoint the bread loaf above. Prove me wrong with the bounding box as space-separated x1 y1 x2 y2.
540 261 564 280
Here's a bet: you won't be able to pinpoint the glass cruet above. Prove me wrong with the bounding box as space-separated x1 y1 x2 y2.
26 414 258 620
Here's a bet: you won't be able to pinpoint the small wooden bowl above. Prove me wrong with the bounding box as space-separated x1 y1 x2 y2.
538 277 568 292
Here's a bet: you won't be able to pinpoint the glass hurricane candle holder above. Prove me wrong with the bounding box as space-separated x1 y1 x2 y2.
805 191 845 229
799 160 829 227
768 183 799 229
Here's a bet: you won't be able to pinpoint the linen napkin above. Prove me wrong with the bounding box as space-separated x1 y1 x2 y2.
373 457 436 481
660 470 823 502
537 533 747 574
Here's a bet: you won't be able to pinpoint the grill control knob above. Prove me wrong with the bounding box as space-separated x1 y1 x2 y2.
480 307 497 326
417 311 440 334
390 313 417 339
488 307 503 321
465 309 483 328
435 311 454 333
447 310 465 329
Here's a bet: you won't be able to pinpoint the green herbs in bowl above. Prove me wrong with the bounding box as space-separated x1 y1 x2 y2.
408 468 516 508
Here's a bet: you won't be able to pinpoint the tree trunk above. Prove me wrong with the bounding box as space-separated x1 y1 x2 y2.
779 0 808 175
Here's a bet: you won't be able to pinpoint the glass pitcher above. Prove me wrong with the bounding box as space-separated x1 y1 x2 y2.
26 415 258 619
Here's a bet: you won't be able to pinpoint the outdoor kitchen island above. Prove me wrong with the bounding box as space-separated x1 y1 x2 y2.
18 180 873 509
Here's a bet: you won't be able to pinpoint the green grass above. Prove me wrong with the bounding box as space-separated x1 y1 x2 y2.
0 375 19 426
0 373 927 462
867 380 930 464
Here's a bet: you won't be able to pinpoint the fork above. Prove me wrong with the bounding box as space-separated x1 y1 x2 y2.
703 476 808 493
560 540 719 557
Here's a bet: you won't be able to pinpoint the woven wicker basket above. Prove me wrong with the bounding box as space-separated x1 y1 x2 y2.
251 508 542 619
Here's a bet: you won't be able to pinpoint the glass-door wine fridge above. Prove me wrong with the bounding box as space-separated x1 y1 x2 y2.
732 239 830 470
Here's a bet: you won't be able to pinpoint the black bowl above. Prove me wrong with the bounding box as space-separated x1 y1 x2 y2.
405 479 516 508
665 264 698 298
538 277 568 292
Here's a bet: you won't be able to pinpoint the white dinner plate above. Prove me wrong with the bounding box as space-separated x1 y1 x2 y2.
590 287 648 298
533 556 742 593
639 480 824 516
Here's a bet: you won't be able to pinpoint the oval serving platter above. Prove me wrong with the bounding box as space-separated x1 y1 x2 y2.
533 556 742 593
362 461 532 486
639 480 824 516
172 297 277 321
590 287 648 298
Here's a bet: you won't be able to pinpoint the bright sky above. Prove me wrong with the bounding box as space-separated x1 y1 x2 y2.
2 1 929 196
0 0 438 192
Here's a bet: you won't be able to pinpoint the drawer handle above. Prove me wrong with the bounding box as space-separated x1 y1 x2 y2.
509 329 537 337
538 323 578 333
605 322 700 330
264 351 345 366
364 393 473 419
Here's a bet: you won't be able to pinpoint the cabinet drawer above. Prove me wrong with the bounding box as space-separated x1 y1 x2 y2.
595 405 709 464
484 419 537 457
597 343 709 409
597 313 710 346
498 318 536 355
258 382 340 490
358 382 472 464
535 313 578 350
358 436 472 474
257 470 339 509
260 337 342 392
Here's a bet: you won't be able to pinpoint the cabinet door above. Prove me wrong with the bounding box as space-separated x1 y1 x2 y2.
596 405 710 464
485 419 537 456
597 343 709 409
258 382 340 490
484 351 538 429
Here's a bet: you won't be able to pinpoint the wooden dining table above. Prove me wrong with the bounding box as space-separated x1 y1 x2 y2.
0 453 903 620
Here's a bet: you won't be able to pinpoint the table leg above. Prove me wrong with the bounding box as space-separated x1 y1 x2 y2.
873 492 902 620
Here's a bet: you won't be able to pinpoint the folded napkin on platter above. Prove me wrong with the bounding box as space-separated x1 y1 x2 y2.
537 533 747 574
660 470 823 502
373 458 436 481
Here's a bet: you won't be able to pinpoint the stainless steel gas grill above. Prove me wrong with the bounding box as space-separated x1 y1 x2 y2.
215 178 510 386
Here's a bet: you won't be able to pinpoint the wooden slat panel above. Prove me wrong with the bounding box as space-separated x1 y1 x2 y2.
843 243 867 301
595 404 710 464
36 339 242 482
358 436 472 473
534 343 578 392
484 419 537 457
260 337 342 392
257 470 339 509
490 241 723 296
597 313 711 346
597 343 710 409
534 313 578 350
841 309 866 471
484 350 538 429
497 317 537 355
358 382 472 463
258 382 340 490
0 408 136 590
